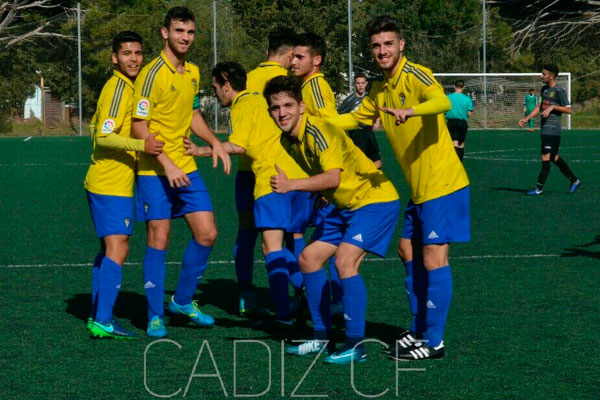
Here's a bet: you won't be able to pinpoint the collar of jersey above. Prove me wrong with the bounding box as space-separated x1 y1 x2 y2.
113 70 134 89
159 50 191 74
295 113 309 142
259 61 283 68
302 72 324 88
384 56 408 89
232 90 250 106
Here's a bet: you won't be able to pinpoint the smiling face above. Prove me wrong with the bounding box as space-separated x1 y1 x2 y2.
112 41 143 80
267 92 305 137
369 31 404 75
161 19 195 57
291 46 320 80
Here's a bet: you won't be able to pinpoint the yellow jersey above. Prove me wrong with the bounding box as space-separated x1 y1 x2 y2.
281 114 398 210
330 57 469 204
302 73 338 118
84 71 142 197
132 51 199 176
228 90 308 199
236 61 289 172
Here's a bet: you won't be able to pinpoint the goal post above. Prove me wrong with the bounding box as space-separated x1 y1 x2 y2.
433 73 572 130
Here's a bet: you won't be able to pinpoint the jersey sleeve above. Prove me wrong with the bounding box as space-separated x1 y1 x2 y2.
308 123 344 172
327 90 379 130
558 87 570 107
132 64 162 121
227 106 252 151
315 79 338 118
96 133 145 152
93 81 127 138
468 97 474 112
411 70 451 116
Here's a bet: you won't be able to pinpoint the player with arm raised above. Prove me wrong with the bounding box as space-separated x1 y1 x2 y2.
519 64 580 195
131 6 231 338
330 15 470 361
265 76 400 364
85 31 164 339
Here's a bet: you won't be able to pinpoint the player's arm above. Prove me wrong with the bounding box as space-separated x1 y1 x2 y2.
519 106 541 127
271 165 340 194
190 109 231 175
96 133 163 155
467 98 474 118
328 92 379 130
380 86 451 125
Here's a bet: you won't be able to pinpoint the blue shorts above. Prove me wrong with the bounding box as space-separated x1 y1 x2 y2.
136 171 213 221
311 200 400 257
401 186 470 245
86 191 134 238
235 171 255 212
254 191 313 233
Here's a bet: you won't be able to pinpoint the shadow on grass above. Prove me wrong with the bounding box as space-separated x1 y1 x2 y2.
562 235 600 259
65 291 149 329
490 187 529 193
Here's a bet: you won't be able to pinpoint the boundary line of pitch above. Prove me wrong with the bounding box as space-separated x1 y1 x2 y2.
0 253 561 269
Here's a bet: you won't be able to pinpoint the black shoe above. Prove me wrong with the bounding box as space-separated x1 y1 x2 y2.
389 340 445 361
384 330 421 354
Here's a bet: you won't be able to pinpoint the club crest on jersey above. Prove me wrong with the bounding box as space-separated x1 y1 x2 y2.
124 218 130 228
101 119 115 134
137 99 150 117
399 93 406 106
549 91 555 98
191 79 197 88
144 203 149 215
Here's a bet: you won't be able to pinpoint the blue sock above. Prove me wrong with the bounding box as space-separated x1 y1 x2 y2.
143 246 167 320
234 229 258 290
265 250 291 320
341 274 368 341
95 257 122 324
174 239 211 306
413 258 428 334
90 252 103 319
302 269 331 333
328 257 343 304
424 266 452 347
403 260 419 333
282 247 303 290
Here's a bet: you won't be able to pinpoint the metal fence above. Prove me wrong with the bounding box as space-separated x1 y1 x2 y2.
1 0 599 136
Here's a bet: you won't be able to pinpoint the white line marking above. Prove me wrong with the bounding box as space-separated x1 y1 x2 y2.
23 136 32 142
0 162 88 167
0 254 561 269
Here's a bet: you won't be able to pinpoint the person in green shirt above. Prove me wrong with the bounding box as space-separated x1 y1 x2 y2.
523 88 538 131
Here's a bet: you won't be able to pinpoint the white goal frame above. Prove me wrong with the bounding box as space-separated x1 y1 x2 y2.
434 72 572 130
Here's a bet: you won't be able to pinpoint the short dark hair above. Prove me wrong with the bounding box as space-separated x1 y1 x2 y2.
212 62 247 92
354 72 367 82
264 75 303 105
112 31 143 53
268 27 296 55
163 6 195 29
366 15 403 38
294 32 327 64
542 63 559 78
454 79 465 89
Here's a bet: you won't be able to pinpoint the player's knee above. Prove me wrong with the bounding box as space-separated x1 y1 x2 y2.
196 228 217 247
334 254 358 278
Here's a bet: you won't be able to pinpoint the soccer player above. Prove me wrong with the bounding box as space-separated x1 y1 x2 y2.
186 62 309 326
85 31 165 339
330 15 470 361
264 75 400 364
519 64 581 195
446 79 474 161
291 32 343 312
337 72 383 168
234 27 296 317
523 88 538 132
131 7 231 338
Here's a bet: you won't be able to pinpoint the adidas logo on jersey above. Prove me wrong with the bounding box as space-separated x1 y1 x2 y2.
344 313 352 321
427 231 439 239
144 281 156 289
352 233 363 243
426 300 437 309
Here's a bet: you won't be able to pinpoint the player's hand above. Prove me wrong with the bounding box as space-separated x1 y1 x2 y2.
379 107 414 125
270 164 292 193
541 105 553 118
164 163 191 188
372 117 382 131
518 118 527 127
211 140 231 175
144 133 165 155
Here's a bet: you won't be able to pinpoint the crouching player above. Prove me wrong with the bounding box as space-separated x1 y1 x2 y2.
84 31 164 338
264 76 400 364
186 62 309 327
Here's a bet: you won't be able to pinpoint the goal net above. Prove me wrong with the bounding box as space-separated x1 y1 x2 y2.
433 73 572 130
